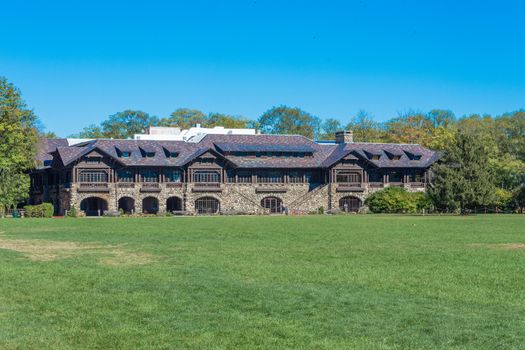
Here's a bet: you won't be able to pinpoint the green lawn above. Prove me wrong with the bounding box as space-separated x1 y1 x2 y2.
1 215 525 349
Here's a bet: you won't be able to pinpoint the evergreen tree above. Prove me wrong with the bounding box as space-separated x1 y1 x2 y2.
429 131 496 213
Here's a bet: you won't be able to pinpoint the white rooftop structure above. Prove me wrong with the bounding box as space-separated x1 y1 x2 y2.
134 125 257 142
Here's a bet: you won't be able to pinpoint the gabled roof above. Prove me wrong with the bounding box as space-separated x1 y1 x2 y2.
35 135 438 170
35 138 70 168
322 143 435 168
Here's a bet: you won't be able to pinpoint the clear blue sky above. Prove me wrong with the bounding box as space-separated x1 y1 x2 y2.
2 0 524 137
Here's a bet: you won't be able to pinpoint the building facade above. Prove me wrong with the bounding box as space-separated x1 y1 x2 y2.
29 131 438 216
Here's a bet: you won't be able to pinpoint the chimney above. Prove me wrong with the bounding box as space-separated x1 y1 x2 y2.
335 130 353 144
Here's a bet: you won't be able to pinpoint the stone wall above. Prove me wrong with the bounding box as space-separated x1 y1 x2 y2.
45 181 428 216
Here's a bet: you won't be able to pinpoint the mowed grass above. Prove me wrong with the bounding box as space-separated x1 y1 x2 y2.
1 216 525 349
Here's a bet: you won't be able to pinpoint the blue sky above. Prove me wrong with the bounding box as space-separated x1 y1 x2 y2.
2 0 524 137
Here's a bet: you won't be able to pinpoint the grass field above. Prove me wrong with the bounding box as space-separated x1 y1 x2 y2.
1 215 525 349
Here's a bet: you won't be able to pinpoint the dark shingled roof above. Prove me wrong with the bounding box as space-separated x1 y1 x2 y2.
35 134 438 170
321 143 436 168
214 142 316 153
35 138 70 168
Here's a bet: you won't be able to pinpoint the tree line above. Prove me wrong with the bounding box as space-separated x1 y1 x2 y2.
1 76 524 213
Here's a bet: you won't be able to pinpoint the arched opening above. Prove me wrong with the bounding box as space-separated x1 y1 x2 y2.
339 196 362 213
195 197 220 214
118 197 135 214
166 196 183 213
261 196 283 214
142 197 159 214
80 197 108 216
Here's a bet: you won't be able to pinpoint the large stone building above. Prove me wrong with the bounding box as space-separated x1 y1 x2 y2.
29 131 438 216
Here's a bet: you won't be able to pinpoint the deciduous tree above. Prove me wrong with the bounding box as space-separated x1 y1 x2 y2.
0 77 38 210
258 106 321 139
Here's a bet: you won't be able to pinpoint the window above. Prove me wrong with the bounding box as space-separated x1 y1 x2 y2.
79 170 108 183
85 157 101 164
389 171 403 183
120 152 131 158
165 169 182 183
168 152 178 158
141 169 158 182
145 152 155 158
392 155 401 161
194 170 220 183
117 169 134 182
409 171 424 183
261 197 283 213
336 171 361 184
195 197 220 214
305 170 320 183
371 155 381 160
368 170 383 183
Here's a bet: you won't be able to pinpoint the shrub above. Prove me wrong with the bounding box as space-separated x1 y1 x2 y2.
492 188 514 210
24 203 54 218
66 206 78 218
365 187 423 214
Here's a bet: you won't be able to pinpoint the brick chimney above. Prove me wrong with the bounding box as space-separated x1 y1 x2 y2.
335 130 353 144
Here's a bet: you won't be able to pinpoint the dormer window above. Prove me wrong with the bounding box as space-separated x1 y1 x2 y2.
371 155 381 161
404 151 422 161
163 147 179 158
116 147 133 158
85 157 101 164
139 146 156 158
392 155 401 161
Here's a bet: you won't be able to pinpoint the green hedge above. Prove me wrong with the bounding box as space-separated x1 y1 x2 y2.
365 187 432 214
24 203 54 218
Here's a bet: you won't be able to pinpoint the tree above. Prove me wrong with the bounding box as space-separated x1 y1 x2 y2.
71 110 158 139
495 110 525 162
207 113 252 129
70 124 105 138
0 77 38 211
514 187 525 213
318 118 343 140
428 131 496 213
258 106 321 139
346 110 386 142
385 111 435 145
158 108 207 129
100 110 158 139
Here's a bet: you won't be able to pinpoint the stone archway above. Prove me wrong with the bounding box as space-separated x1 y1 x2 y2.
118 197 135 214
339 196 362 213
195 197 220 214
80 197 108 216
261 196 283 214
166 196 183 213
142 197 159 214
